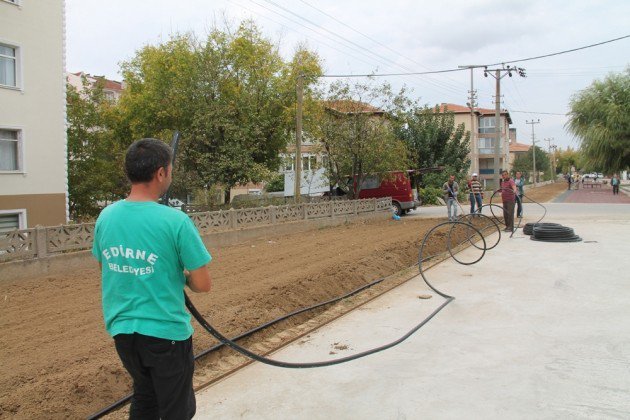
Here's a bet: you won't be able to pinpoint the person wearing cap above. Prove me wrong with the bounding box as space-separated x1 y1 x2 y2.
469 173 483 214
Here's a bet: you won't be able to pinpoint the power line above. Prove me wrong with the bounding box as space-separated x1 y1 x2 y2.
296 0 466 91
227 0 390 71
487 34 630 66
257 0 464 95
321 34 630 77
510 110 567 116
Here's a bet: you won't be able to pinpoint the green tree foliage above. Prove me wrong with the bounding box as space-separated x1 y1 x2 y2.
395 104 470 190
264 174 284 192
315 80 409 198
117 21 323 202
567 68 630 172
66 79 127 220
511 146 550 182
555 147 583 174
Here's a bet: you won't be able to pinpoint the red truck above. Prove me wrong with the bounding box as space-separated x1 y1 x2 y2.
355 171 419 216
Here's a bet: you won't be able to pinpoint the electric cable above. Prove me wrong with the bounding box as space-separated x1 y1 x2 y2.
88 134 505 418
88 216 499 418
320 35 630 78
296 0 466 92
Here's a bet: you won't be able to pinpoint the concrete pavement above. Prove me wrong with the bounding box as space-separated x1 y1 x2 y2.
195 203 630 419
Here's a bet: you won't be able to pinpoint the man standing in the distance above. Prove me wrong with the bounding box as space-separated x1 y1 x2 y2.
443 174 459 221
92 138 212 419
514 171 525 218
499 170 518 233
469 173 483 214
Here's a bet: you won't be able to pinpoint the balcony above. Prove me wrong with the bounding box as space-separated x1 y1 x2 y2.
478 147 503 155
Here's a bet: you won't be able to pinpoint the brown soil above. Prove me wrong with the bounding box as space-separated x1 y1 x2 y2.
0 182 565 419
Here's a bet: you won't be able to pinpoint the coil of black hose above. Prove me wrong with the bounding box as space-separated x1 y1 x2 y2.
531 224 582 242
523 222 561 236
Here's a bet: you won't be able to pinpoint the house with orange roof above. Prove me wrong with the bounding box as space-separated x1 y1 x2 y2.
67 71 124 102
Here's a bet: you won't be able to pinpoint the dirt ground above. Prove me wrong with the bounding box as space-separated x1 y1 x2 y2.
0 182 565 419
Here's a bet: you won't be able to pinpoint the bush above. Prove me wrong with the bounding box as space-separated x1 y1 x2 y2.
419 187 443 205
265 174 285 192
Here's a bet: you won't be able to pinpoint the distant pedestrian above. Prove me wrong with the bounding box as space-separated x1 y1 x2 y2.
469 173 483 214
442 174 459 221
514 171 525 218
499 170 517 232
611 174 620 195
566 173 572 190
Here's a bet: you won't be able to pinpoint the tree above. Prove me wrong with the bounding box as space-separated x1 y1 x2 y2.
395 104 470 190
555 147 583 174
118 22 323 202
567 68 630 173
66 79 127 220
315 80 409 199
511 145 550 182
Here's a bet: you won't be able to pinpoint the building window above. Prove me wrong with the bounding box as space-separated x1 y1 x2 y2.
478 117 495 134
0 129 21 171
0 44 17 87
0 210 26 233
478 137 504 155
302 155 317 171
283 155 294 172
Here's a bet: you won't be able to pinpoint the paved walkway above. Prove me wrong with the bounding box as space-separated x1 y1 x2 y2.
195 204 630 419
554 185 630 204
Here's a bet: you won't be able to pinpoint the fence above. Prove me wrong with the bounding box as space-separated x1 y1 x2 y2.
0 198 392 263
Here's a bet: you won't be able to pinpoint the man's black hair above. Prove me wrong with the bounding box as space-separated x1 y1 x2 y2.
125 138 173 183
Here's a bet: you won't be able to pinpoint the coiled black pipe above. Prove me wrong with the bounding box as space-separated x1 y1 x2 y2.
523 222 561 236
531 225 582 242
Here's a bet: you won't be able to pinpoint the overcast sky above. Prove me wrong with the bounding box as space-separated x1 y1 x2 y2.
66 0 630 150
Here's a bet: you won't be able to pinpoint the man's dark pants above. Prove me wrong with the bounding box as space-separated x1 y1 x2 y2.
114 333 196 420
516 194 523 218
503 200 515 231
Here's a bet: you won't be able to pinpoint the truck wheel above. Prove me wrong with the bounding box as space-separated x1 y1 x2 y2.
392 202 402 216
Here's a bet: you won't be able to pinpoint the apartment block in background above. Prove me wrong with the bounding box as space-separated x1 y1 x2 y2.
439 103 512 189
0 0 67 232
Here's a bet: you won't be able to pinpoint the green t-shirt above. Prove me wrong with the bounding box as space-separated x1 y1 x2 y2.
92 200 211 341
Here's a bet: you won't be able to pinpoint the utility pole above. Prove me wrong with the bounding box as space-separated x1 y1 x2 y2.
484 66 526 189
544 137 556 179
458 65 482 176
526 119 541 184
294 70 304 203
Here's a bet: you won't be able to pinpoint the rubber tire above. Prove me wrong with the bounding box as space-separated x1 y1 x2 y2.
392 202 402 216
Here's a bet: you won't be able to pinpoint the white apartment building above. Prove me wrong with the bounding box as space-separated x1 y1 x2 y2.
0 0 67 231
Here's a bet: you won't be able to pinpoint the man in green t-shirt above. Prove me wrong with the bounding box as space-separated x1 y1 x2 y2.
92 138 212 419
